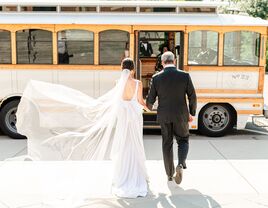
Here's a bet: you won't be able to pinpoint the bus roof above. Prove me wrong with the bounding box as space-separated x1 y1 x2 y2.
0 0 226 7
0 13 267 27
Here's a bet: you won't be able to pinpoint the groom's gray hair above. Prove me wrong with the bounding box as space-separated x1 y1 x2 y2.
161 51 175 64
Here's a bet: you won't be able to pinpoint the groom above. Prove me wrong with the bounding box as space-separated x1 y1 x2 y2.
146 51 197 184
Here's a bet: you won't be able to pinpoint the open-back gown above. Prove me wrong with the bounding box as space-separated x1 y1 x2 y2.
15 69 148 198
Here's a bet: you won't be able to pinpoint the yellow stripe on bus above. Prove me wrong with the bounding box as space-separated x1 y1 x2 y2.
237 110 263 115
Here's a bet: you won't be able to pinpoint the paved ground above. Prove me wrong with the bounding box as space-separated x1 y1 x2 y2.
0 74 267 207
0 129 268 208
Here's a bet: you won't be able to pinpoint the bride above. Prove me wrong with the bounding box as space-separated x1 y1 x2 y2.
15 58 150 198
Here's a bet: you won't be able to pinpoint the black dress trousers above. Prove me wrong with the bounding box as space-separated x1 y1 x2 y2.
160 121 189 177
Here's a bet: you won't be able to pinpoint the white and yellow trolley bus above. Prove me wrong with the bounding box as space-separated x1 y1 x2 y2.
0 0 267 138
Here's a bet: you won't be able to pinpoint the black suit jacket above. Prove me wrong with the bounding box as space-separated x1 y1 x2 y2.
140 42 153 57
146 67 197 123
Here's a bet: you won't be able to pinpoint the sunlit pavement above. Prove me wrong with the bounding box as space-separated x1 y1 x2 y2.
0 74 267 208
0 129 268 208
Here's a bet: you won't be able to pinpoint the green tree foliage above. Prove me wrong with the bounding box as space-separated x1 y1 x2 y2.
246 0 268 20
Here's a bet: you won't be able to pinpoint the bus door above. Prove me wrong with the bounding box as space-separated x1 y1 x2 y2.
134 31 184 98
134 30 141 81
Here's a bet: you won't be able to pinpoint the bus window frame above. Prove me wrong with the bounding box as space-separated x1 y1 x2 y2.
0 24 265 70
98 29 130 65
0 29 12 64
223 30 261 67
16 29 53 65
57 29 95 65
187 30 219 66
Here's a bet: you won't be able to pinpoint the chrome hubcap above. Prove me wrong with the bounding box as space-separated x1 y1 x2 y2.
5 107 17 133
203 105 229 132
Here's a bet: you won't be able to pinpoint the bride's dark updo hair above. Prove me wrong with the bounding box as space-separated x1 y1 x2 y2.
121 58 135 71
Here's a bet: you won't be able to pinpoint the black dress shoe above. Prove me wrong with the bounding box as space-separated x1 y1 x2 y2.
167 176 173 181
181 162 187 169
175 165 183 184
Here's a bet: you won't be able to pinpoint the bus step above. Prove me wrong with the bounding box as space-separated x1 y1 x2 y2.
143 124 160 129
143 118 160 128
252 115 268 127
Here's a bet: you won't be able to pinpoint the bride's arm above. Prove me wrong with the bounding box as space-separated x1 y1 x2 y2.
137 81 151 112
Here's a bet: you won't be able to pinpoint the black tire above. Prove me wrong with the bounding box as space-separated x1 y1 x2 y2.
198 104 235 137
0 100 26 139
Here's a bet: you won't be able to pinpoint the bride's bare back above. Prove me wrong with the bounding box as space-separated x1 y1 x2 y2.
122 78 139 101
122 77 150 112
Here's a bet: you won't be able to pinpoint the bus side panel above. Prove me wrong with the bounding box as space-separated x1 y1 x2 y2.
57 70 95 97
56 70 121 98
222 71 259 90
190 71 218 89
190 70 259 91
16 70 53 93
0 70 13 100
3 69 121 101
232 102 263 129
98 70 121 96
236 114 249 129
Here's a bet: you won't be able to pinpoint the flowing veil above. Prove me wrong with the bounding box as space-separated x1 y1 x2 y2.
15 69 132 161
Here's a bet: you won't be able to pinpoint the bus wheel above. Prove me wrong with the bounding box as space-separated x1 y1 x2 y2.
0 100 25 139
198 104 234 137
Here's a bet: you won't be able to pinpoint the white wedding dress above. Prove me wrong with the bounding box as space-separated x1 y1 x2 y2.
15 69 148 198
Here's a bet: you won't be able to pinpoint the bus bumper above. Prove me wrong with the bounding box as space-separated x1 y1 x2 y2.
264 104 268 119
252 105 268 127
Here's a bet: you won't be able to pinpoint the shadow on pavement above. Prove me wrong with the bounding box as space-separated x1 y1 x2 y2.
115 183 221 208
167 183 221 208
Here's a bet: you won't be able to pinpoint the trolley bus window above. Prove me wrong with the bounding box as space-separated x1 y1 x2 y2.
188 30 218 65
139 31 166 58
224 31 260 66
100 7 136 12
140 7 176 13
0 30 11 64
180 7 216 13
0 6 17 12
58 30 94 65
99 30 129 65
60 7 96 12
20 6 57 12
16 29 53 64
